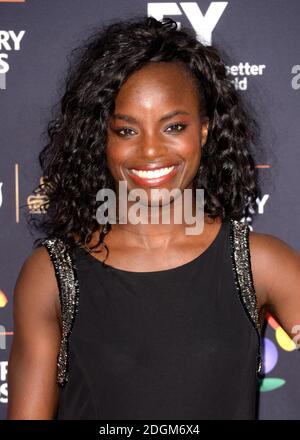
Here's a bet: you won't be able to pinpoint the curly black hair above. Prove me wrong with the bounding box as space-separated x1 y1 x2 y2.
27 15 262 258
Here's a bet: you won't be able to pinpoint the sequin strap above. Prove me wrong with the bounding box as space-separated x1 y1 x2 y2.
229 219 262 375
41 237 80 388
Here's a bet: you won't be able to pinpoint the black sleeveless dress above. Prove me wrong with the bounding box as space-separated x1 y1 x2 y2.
41 218 262 420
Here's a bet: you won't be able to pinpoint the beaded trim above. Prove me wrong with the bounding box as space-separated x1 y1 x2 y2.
229 219 262 375
41 237 80 388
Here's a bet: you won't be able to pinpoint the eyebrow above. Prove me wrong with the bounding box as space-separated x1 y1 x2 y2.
112 110 190 124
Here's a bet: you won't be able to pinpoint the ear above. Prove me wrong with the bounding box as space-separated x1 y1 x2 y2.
201 118 209 147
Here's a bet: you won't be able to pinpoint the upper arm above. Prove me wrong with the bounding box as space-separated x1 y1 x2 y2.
249 230 300 343
6 246 62 420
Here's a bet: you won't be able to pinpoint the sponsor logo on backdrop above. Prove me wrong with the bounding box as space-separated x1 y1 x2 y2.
1 292 13 406
0 362 8 404
148 1 228 45
0 292 8 309
260 314 299 392
241 195 269 230
27 177 49 214
0 325 6 350
0 0 26 89
147 2 266 90
226 63 266 90
0 30 26 89
291 324 300 346
0 289 9 406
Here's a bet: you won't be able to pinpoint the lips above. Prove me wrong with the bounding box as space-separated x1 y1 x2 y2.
127 163 180 187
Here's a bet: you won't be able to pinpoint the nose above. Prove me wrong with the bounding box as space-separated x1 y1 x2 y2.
139 132 168 159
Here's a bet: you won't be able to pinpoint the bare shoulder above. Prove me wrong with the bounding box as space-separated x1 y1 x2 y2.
7 245 62 419
248 229 300 272
248 229 300 311
15 245 61 328
25 244 56 273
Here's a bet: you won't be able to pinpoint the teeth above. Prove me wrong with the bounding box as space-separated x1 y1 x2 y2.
130 166 175 179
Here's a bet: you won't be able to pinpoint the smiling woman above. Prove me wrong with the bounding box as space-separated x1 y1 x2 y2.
6 16 300 420
106 61 208 210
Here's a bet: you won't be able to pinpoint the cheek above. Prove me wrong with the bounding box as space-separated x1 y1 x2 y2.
177 134 202 180
185 148 202 179
106 146 118 168
184 142 201 159
177 134 202 165
105 141 127 176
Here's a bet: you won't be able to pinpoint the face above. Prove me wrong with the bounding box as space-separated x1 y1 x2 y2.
106 61 209 207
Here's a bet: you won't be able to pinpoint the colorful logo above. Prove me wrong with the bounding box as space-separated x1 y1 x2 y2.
260 312 297 392
0 290 8 308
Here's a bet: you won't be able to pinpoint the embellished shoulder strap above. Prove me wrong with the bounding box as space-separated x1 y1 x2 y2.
229 219 262 375
41 237 80 388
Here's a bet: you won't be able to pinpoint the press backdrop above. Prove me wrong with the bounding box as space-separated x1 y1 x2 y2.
0 0 300 420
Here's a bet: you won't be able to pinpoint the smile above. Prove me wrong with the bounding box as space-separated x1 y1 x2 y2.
130 166 175 179
127 165 180 187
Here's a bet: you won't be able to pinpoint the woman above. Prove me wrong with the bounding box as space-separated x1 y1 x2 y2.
7 16 300 420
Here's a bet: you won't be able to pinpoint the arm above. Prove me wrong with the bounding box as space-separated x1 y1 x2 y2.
249 230 300 344
6 246 62 419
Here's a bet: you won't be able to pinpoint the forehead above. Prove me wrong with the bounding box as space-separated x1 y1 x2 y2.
114 61 199 109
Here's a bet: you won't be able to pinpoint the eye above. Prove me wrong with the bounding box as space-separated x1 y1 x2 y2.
165 123 187 133
115 127 136 137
